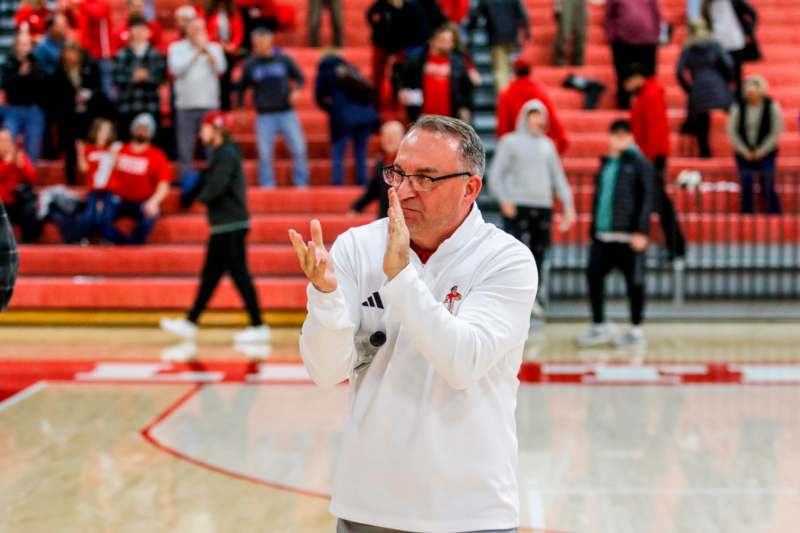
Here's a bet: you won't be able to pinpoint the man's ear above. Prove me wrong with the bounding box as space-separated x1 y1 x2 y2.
464 176 483 203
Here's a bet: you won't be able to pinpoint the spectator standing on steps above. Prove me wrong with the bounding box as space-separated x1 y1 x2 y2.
727 74 783 214
604 0 661 109
349 120 406 218
488 99 575 315
308 0 343 47
398 25 474 123
471 0 530 92
702 0 760 96
113 15 166 141
315 50 379 186
238 28 308 187
553 0 587 66
625 64 686 261
676 19 734 158
161 111 270 346
1 32 47 163
496 57 569 154
577 120 655 349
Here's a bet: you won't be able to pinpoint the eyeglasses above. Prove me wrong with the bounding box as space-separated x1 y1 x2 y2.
382 165 471 192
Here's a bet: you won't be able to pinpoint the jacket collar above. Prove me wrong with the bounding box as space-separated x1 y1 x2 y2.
415 203 484 265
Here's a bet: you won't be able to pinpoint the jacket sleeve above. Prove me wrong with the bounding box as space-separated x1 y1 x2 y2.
635 157 656 234
675 49 691 93
487 137 512 203
549 144 573 211
167 43 196 78
757 100 783 155
495 92 510 138
148 50 167 87
197 152 235 204
380 244 537 390
112 50 132 88
209 43 227 74
0 201 18 311
299 231 362 387
314 61 334 111
287 56 304 88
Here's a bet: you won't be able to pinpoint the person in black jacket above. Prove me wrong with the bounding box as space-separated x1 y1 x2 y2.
578 119 655 349
366 0 428 109
0 200 18 311
49 40 112 185
703 0 760 96
1 33 47 163
471 0 529 91
315 51 379 186
398 25 474 123
161 111 270 346
349 120 405 218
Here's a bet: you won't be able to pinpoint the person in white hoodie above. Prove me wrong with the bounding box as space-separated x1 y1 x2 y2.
489 99 575 313
288 115 537 533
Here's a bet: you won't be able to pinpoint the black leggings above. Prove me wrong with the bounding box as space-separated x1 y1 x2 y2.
587 240 646 325
187 229 263 326
502 206 552 272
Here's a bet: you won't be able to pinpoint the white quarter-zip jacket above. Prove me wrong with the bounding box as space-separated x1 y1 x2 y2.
300 205 538 532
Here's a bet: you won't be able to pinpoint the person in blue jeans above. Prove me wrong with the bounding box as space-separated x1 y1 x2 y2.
238 28 308 187
100 114 171 244
76 118 120 241
315 50 379 186
1 33 47 163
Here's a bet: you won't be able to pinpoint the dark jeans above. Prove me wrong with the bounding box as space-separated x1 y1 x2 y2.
736 153 781 214
77 190 113 241
3 104 46 162
187 229 263 326
587 240 646 325
684 111 711 158
331 125 372 186
100 195 157 245
653 157 686 259
5 198 42 243
309 0 343 47
502 206 552 273
611 41 656 109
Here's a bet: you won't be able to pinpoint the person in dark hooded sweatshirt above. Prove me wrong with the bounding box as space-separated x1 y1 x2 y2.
488 99 575 315
160 111 270 347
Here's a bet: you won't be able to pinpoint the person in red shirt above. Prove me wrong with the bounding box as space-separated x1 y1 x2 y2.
14 0 51 42
496 57 569 154
112 0 164 54
198 0 244 110
76 118 120 241
437 0 469 23
0 129 41 242
625 65 686 260
399 25 474 122
102 113 171 244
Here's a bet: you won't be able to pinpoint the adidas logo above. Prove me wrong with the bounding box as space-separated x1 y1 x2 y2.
361 292 384 309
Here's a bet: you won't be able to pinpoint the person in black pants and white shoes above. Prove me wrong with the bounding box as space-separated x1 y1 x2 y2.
577 120 655 349
160 111 270 346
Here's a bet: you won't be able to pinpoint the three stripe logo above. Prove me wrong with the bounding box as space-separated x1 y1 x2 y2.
361 291 384 309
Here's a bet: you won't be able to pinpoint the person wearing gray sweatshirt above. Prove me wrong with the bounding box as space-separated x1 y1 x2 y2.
489 99 575 313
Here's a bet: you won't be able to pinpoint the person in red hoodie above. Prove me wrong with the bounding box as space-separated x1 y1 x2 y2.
625 65 686 261
0 129 41 242
496 57 569 154
101 113 171 244
68 0 114 97
14 0 51 42
198 0 244 110
112 0 164 54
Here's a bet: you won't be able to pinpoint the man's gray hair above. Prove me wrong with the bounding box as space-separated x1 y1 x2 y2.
407 115 486 177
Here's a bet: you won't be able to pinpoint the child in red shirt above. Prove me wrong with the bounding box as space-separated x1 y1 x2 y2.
101 113 171 244
76 118 120 241
0 128 40 242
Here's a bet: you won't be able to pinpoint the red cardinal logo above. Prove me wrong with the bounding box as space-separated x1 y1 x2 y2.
444 286 462 313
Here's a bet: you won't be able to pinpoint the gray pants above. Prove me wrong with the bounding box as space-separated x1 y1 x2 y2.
553 0 587 66
308 0 343 47
175 108 212 177
336 519 517 533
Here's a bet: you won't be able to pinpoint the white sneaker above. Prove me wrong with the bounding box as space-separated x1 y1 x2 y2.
161 341 198 362
613 327 646 349
576 322 619 348
160 317 198 340
233 324 272 345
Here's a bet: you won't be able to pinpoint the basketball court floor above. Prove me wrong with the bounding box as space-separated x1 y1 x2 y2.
1 323 799 533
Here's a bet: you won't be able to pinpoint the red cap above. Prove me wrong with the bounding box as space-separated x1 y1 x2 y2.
202 110 229 129
513 57 531 74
